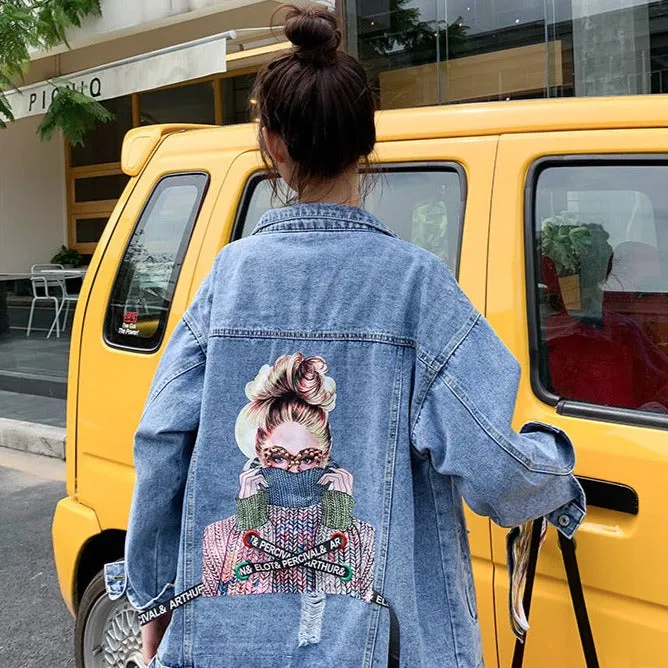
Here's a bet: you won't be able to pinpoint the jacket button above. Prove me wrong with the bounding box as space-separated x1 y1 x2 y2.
558 514 570 527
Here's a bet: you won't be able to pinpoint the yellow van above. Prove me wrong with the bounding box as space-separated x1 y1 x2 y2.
53 96 668 668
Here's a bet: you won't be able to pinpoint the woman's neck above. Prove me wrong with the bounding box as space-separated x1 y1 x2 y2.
298 168 360 207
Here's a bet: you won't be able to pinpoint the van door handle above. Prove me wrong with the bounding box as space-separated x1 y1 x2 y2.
576 476 639 515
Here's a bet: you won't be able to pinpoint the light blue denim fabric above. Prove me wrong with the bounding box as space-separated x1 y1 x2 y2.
107 203 585 668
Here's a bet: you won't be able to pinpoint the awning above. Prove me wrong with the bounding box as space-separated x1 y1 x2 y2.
5 30 236 121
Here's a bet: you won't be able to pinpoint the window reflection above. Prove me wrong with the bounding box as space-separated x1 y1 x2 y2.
140 82 215 126
70 96 132 167
534 163 668 414
224 74 256 125
105 174 209 351
351 0 668 109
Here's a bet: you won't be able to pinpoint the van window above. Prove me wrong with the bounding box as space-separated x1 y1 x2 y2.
236 166 465 274
105 172 209 351
530 161 668 414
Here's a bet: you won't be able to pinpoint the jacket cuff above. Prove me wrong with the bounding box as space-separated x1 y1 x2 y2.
104 560 175 611
545 478 587 538
518 421 575 473
519 422 586 538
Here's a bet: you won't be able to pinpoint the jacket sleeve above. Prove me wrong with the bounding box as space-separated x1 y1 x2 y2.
412 311 586 538
107 274 213 611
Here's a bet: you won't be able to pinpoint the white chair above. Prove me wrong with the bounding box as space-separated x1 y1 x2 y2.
53 273 80 336
27 264 63 338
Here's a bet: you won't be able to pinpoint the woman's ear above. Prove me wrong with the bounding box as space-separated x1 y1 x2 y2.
261 127 287 166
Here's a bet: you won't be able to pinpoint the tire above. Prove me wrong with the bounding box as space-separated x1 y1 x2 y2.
74 571 145 668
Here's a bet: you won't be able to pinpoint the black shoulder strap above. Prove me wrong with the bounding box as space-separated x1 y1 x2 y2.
512 519 599 668
557 532 599 668
387 604 400 668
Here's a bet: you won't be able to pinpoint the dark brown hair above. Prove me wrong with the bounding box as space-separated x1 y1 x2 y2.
251 5 376 197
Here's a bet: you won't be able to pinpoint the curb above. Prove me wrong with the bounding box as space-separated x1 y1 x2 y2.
0 418 65 460
0 370 67 399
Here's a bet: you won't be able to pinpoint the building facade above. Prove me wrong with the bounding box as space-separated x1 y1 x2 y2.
4 0 668 267
0 0 667 393
349 0 666 107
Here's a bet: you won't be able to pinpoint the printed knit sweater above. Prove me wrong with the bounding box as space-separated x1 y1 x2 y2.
202 494 376 602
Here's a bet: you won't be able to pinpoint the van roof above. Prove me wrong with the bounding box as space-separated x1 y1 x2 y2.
163 95 668 153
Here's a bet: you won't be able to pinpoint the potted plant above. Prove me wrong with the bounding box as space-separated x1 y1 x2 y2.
540 213 592 311
577 223 614 317
51 245 84 268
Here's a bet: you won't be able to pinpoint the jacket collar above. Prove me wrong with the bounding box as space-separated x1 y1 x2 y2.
252 203 397 238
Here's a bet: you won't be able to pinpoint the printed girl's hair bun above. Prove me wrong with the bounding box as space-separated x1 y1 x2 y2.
291 354 336 412
243 353 336 413
284 5 341 60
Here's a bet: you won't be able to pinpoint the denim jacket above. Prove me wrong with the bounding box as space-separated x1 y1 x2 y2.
105 203 585 668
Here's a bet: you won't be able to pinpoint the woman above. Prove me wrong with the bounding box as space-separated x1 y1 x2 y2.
106 5 585 667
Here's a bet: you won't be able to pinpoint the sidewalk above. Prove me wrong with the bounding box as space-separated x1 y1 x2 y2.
0 390 66 459
0 330 69 399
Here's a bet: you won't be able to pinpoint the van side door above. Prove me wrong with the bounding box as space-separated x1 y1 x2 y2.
196 135 501 666
488 130 668 667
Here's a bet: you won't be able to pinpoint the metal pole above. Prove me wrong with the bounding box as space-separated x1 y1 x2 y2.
436 14 442 105
444 0 450 103
543 0 550 98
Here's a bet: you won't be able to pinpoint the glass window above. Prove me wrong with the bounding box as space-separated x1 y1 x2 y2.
74 174 130 203
140 82 215 125
236 166 465 274
70 96 132 167
75 217 109 244
223 74 256 125
532 161 668 414
349 0 668 110
105 173 209 351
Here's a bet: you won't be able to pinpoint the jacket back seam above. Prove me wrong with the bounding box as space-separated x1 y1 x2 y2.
363 346 404 666
427 467 464 668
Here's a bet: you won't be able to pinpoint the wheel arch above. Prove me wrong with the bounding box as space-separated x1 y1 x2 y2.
75 529 126 614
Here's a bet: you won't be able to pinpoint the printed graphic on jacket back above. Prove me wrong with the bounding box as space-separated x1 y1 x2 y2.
201 352 377 602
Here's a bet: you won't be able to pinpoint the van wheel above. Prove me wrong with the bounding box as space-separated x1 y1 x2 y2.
75 571 145 668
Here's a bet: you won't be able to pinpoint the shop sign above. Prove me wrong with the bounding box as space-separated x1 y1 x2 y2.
5 30 235 121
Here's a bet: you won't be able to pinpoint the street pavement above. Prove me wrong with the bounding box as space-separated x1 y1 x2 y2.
0 448 75 668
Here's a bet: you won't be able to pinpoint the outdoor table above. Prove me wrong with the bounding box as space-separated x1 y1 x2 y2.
0 270 86 338
40 268 87 280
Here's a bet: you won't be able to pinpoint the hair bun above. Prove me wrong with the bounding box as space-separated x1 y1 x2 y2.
284 5 341 60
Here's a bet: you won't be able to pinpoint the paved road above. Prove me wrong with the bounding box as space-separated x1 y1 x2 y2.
0 448 75 668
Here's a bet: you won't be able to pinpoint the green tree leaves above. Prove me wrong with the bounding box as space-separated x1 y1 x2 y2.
0 0 104 142
363 0 469 63
34 0 102 48
37 84 112 145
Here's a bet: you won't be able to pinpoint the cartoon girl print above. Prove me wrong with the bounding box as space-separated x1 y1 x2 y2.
202 353 377 602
